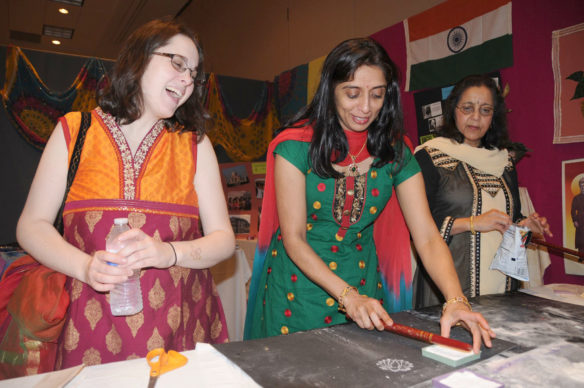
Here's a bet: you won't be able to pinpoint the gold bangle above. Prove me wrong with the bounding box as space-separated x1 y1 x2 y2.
469 215 476 235
442 296 472 314
338 286 358 313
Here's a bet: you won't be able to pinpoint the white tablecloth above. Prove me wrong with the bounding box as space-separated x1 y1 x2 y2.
210 239 255 342
520 283 584 306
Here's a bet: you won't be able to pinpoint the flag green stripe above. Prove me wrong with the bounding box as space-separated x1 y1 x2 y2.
409 35 513 91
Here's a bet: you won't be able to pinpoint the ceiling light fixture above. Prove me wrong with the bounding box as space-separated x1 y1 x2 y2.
52 40 62 45
50 0 84 6
58 8 69 14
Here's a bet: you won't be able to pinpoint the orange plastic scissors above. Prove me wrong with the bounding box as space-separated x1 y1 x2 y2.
146 348 188 388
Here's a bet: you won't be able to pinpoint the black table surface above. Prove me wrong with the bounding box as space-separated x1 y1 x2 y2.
214 292 584 387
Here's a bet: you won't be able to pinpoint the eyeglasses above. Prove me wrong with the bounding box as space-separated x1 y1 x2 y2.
456 103 494 117
152 52 197 80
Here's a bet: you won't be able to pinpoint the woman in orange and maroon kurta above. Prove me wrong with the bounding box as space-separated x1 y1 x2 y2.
245 38 495 353
16 19 234 368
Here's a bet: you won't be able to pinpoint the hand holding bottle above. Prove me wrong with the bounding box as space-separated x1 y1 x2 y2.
107 218 143 316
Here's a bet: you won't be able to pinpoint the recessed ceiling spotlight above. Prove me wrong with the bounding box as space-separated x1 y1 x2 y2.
52 40 62 45
59 8 69 14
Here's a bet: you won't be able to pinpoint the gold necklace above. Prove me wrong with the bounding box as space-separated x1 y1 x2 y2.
347 140 367 176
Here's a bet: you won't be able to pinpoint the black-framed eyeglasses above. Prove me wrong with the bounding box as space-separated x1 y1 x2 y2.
456 103 494 117
152 52 197 80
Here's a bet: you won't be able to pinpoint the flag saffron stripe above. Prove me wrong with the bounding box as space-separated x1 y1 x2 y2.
408 0 510 41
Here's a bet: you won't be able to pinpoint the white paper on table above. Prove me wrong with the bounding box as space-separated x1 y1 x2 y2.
63 343 259 388
33 364 84 388
437 370 503 388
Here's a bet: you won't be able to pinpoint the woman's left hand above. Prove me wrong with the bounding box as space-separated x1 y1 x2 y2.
518 212 552 238
116 228 176 269
440 302 496 354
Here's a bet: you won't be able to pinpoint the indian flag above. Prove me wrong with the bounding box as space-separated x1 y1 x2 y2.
405 0 513 91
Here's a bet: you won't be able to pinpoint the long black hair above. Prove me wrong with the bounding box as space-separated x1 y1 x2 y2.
98 17 210 137
284 38 405 178
439 74 511 150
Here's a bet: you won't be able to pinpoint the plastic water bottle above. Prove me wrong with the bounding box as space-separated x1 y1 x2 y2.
106 218 143 316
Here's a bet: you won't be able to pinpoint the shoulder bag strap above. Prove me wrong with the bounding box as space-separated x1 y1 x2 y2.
54 111 92 235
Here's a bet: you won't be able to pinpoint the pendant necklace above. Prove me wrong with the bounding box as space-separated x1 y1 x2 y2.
347 140 367 176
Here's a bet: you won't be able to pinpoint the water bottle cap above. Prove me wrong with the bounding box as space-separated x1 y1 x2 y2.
114 218 129 225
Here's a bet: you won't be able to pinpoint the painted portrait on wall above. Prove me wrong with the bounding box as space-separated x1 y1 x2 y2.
562 157 584 275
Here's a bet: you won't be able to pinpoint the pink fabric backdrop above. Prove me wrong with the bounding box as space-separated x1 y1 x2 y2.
371 0 584 285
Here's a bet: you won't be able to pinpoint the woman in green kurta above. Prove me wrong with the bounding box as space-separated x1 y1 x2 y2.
254 139 419 336
246 38 495 353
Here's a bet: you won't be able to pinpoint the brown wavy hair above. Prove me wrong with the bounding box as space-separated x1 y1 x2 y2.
98 17 210 137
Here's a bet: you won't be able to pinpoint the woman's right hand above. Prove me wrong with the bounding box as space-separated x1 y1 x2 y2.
473 209 512 234
84 250 134 292
343 289 393 331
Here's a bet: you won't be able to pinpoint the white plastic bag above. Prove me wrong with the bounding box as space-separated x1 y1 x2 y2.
490 224 531 281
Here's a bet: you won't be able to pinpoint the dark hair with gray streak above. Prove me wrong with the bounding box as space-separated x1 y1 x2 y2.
440 74 511 150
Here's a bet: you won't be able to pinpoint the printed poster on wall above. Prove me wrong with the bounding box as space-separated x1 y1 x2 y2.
552 22 584 144
562 157 584 275
413 86 450 145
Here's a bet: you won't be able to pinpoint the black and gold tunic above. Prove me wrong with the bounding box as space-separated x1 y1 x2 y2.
413 138 523 309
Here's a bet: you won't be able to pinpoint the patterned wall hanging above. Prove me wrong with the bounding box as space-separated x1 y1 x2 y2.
205 73 279 162
1 46 109 150
273 63 308 125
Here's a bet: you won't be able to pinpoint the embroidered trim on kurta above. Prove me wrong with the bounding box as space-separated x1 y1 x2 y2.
426 148 460 171
440 216 455 244
96 107 164 200
333 174 367 224
463 163 482 297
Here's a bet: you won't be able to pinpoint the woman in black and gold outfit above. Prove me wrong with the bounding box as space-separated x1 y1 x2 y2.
413 74 551 309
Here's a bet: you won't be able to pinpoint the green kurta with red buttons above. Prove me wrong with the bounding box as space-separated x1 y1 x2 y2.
248 140 420 339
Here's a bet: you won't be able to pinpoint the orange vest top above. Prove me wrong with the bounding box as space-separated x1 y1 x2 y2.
61 108 199 217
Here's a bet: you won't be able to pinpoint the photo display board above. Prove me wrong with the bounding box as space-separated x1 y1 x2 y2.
220 162 265 239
